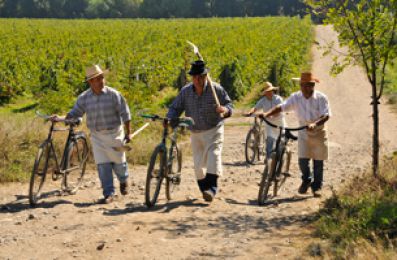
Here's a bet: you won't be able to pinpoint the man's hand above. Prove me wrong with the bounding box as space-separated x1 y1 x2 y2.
216 106 228 114
259 112 268 120
308 123 317 131
124 134 132 144
49 115 65 122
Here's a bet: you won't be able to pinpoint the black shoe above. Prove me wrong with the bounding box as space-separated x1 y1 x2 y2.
120 181 129 195
202 189 215 202
298 181 312 194
98 195 114 204
311 187 322 198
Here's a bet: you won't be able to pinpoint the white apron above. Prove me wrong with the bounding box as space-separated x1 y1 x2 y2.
298 124 328 160
90 126 126 164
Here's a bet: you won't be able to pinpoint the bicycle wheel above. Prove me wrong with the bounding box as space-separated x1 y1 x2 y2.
258 152 277 205
274 150 291 196
29 143 50 206
245 129 258 164
165 144 182 201
145 145 166 207
63 136 88 194
257 128 266 162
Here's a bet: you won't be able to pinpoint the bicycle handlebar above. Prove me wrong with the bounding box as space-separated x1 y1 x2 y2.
141 114 195 127
261 116 307 131
35 111 82 126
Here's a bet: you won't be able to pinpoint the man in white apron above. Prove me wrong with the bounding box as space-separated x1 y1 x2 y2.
246 82 286 158
167 60 233 202
52 65 132 203
261 72 331 197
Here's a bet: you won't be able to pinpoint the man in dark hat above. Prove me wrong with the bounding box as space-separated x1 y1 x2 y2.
261 72 331 197
167 60 233 202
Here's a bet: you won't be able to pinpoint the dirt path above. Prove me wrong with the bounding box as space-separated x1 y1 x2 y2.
1 25 396 260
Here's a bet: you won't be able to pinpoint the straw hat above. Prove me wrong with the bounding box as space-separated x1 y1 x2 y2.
85 65 108 81
292 72 320 83
262 82 278 94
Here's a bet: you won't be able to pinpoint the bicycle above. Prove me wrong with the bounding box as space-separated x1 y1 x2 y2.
244 115 266 164
29 112 89 206
141 114 194 208
257 116 307 205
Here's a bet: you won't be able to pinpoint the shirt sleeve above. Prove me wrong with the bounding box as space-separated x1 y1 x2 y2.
167 90 185 119
280 94 296 112
118 93 131 123
320 94 331 117
67 94 85 118
254 97 265 111
217 84 233 117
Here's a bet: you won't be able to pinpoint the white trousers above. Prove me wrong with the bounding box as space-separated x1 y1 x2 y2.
191 124 224 180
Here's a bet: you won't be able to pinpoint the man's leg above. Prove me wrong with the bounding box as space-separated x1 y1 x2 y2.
298 158 312 194
191 133 208 192
265 136 275 159
312 160 324 196
97 163 115 199
113 162 129 195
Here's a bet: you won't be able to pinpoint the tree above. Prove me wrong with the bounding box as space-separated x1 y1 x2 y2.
306 0 397 177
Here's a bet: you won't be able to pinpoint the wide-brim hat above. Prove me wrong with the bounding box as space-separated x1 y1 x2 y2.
262 82 278 94
292 72 320 84
85 65 108 81
188 60 209 75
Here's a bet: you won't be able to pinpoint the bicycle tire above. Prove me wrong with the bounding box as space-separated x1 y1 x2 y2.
276 150 292 194
245 129 258 165
165 144 182 201
29 144 50 206
63 136 88 194
258 152 277 205
273 149 285 197
145 145 166 207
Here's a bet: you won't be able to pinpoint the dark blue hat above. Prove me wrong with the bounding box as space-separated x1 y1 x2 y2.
188 60 209 75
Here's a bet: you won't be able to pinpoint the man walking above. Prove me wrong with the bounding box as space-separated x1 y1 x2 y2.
261 72 331 197
52 65 132 203
167 60 233 202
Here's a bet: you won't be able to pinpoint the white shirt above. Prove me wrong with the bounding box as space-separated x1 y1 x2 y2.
281 90 331 125
255 94 285 138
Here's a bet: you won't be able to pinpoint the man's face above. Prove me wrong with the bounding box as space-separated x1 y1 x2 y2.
264 91 273 99
300 81 315 98
192 74 207 89
88 74 105 91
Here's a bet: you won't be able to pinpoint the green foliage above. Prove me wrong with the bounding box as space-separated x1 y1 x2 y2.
0 17 312 113
315 156 397 254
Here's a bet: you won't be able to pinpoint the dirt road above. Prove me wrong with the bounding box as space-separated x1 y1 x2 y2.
1 25 396 259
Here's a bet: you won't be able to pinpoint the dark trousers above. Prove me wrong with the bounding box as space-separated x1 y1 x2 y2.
298 158 323 191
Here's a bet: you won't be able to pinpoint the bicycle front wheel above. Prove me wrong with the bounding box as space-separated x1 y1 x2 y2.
63 136 89 194
258 152 276 205
274 150 291 196
245 129 258 164
145 145 166 207
29 144 50 206
165 144 182 201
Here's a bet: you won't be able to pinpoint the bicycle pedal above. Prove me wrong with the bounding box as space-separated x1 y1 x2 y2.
171 175 181 185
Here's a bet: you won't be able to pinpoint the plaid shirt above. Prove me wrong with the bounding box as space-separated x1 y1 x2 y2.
68 86 131 131
167 82 233 131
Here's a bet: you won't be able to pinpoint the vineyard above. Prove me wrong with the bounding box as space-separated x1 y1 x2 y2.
0 17 312 114
0 17 312 182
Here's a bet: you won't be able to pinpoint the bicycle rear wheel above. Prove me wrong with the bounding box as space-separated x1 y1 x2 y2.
245 129 258 164
63 136 89 194
165 145 182 201
258 152 276 205
145 145 165 207
29 143 50 206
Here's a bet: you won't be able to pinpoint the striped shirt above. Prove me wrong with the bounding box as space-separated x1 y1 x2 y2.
281 90 331 124
68 86 131 131
167 82 233 131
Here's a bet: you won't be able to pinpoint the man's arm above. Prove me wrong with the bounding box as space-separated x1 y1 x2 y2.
216 84 233 117
167 90 185 119
308 115 329 131
124 120 132 143
262 105 282 118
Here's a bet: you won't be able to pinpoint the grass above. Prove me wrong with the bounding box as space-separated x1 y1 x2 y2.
310 154 397 259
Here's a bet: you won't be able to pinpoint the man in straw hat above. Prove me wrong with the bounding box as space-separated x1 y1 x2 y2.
261 72 331 197
167 60 233 202
51 65 132 204
246 81 286 159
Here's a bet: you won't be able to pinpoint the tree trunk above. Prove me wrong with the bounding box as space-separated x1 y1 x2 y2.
372 83 380 177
